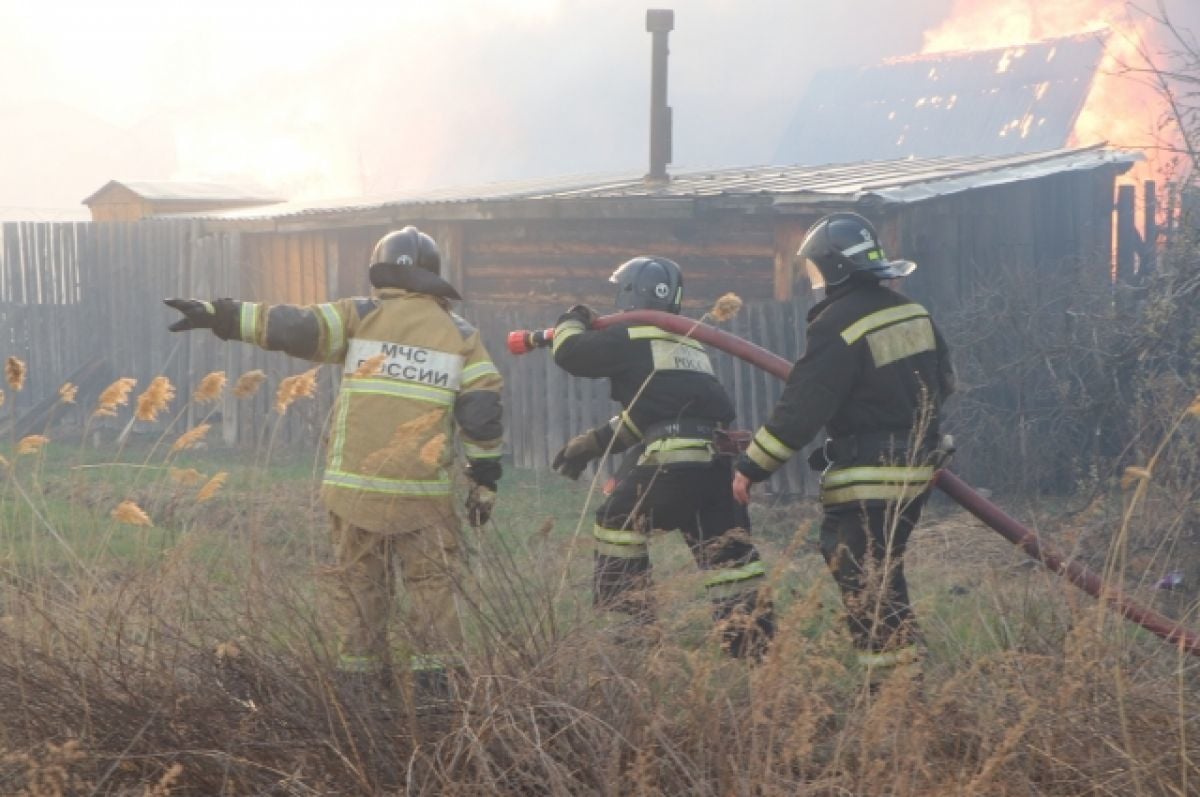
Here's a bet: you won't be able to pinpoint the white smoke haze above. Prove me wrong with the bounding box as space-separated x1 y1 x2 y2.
0 0 1195 214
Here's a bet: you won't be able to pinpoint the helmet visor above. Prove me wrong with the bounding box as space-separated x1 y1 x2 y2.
803 258 827 290
871 258 917 280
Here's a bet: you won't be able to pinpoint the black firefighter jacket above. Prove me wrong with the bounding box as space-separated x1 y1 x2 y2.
736 277 955 507
551 314 735 467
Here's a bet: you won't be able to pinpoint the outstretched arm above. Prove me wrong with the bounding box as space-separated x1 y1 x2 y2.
164 297 357 364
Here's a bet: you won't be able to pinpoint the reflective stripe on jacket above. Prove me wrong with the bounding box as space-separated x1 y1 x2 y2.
232 288 503 532
738 279 954 506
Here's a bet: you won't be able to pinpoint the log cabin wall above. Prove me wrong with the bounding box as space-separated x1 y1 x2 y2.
447 214 818 495
2 152 1134 494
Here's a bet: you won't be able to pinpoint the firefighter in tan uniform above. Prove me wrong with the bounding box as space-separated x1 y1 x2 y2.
165 226 504 699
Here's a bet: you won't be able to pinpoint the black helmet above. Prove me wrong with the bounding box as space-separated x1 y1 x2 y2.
370 226 441 275
610 256 684 313
797 212 915 289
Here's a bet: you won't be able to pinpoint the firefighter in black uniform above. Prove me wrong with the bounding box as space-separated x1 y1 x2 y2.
551 256 774 658
732 212 955 679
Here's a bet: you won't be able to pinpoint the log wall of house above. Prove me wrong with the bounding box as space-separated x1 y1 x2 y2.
0 166 1129 494
458 217 780 307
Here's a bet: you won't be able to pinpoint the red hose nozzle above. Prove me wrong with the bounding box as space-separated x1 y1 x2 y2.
507 328 555 355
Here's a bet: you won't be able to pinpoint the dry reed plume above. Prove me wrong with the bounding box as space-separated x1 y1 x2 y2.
274 368 319 414
195 472 227 502
58 382 77 404
1121 465 1152 489
352 353 386 377
169 467 205 486
135 376 176 422
16 435 48 455
232 369 267 399
710 292 743 322
360 410 445 472
419 433 448 466
94 377 137 417
192 371 226 404
111 500 152 526
0 388 5 410
171 424 211 453
5 355 26 391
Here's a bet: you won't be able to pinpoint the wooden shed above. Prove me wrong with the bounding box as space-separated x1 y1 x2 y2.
139 143 1138 490
82 180 282 222
174 144 1138 312
35 144 1139 492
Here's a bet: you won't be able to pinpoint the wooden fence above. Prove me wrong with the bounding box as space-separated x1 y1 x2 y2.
0 220 816 494
0 220 335 450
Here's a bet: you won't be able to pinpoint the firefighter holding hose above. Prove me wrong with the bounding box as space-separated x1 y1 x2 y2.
732 212 955 684
549 256 774 658
164 226 504 705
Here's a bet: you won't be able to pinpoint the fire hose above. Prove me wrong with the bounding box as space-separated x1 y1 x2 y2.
509 310 1200 657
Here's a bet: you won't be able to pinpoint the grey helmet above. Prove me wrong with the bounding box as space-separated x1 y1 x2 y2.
798 212 916 289
610 256 684 313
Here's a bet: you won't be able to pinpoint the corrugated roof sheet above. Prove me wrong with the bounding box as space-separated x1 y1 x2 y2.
776 31 1107 165
82 180 283 206
176 145 1139 223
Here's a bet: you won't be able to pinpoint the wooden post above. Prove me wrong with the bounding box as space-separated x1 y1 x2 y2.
772 218 808 301
1141 180 1157 278
438 222 466 297
1115 184 1139 284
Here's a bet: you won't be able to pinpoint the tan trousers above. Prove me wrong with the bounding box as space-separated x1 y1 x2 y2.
326 512 465 673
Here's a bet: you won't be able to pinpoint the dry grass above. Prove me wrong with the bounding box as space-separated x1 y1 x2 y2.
0 364 1198 795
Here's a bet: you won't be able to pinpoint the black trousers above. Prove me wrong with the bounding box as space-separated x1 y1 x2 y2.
818 495 927 653
593 457 763 621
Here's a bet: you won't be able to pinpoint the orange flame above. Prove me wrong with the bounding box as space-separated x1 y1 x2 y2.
923 0 1181 186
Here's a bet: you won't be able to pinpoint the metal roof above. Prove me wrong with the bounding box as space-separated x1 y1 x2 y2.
173 145 1139 224
0 206 91 223
776 31 1107 165
82 180 283 206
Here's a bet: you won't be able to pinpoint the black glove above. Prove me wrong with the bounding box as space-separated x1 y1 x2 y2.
563 304 599 328
927 434 956 470
552 429 604 480
164 298 218 332
465 482 496 527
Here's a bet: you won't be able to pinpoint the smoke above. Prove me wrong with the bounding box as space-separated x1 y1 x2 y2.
2 0 1194 212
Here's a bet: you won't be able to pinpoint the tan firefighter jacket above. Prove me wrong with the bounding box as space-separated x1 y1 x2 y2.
228 287 504 533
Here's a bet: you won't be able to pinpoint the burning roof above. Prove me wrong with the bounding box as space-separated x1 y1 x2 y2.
776 31 1108 165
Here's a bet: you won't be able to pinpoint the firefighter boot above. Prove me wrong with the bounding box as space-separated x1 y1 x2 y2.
861 645 924 698
712 594 776 662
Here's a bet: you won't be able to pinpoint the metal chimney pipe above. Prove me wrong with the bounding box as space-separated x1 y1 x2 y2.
645 9 674 183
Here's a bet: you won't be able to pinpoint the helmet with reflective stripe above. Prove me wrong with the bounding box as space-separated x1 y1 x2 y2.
610 256 684 314
797 212 916 289
370 226 441 276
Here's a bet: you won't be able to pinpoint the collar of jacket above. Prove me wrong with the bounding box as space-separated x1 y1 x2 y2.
368 261 462 301
370 286 453 310
805 273 880 323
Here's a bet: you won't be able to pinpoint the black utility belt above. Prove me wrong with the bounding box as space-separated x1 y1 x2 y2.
641 418 724 444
